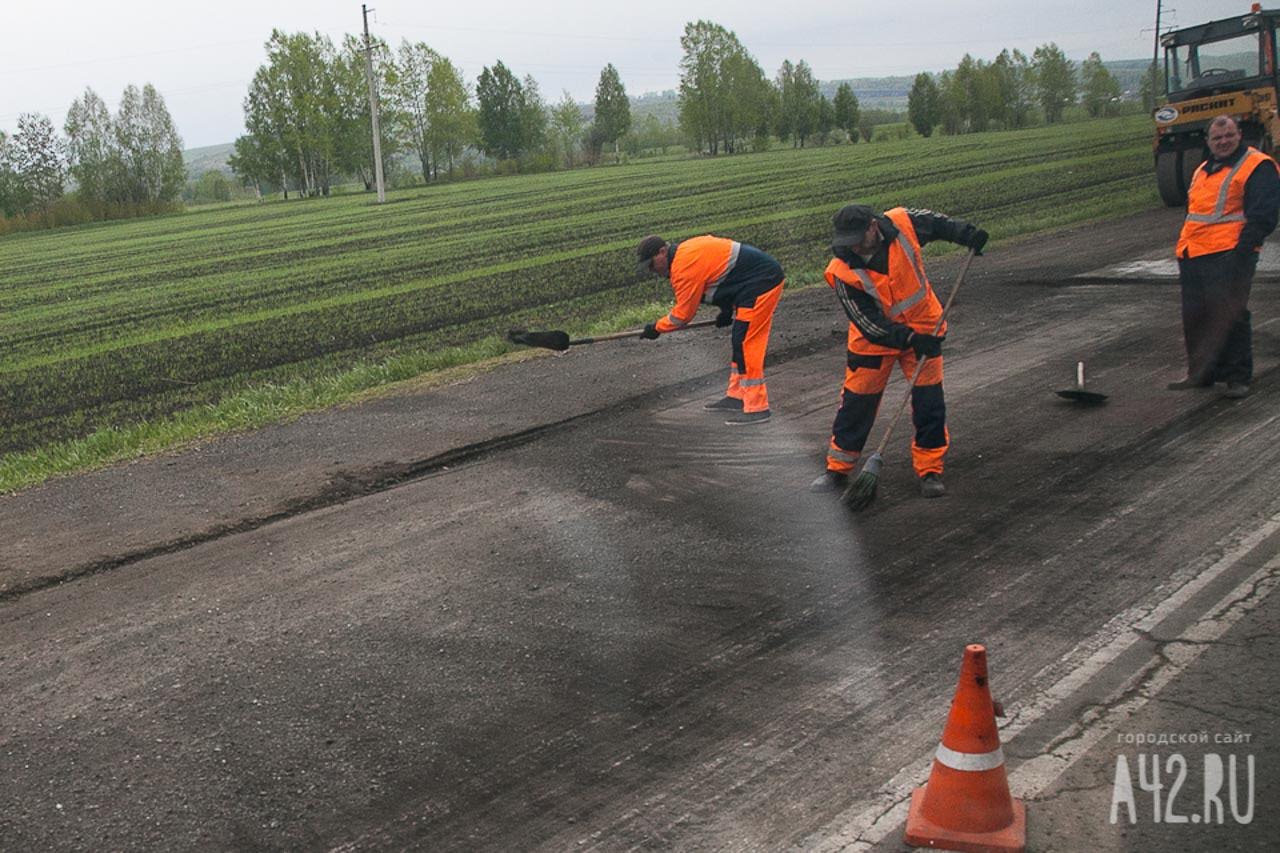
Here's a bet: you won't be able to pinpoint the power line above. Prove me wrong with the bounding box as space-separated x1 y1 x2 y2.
378 18 671 45
0 39 262 77
0 80 250 126
378 17 1140 51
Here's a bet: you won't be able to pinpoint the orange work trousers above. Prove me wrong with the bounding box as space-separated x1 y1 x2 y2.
825 348 948 477
725 281 784 413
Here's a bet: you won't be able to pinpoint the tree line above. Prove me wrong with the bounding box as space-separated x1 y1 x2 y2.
0 83 185 232
228 29 644 197
0 18 1138 229
678 20 864 154
230 18 869 195
230 19 1135 193
906 46 1125 137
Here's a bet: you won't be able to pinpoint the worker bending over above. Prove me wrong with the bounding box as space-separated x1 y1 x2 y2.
636 234 785 425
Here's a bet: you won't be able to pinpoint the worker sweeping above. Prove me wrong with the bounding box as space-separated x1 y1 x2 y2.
636 234 785 425
810 204 987 498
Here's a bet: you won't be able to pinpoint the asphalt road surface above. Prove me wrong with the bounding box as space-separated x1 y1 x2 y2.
2 207 1277 851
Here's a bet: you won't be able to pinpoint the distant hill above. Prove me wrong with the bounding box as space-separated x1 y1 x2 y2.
819 77 915 109
619 79 914 123
184 143 236 180
820 58 1150 109
1103 59 1156 98
612 78 916 128
621 58 1147 122
623 90 680 126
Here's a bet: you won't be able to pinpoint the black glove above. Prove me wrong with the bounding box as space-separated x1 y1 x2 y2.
965 227 989 255
908 332 944 359
640 322 661 340
715 309 734 328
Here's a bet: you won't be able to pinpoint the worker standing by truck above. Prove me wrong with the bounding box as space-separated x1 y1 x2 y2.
1169 115 1280 398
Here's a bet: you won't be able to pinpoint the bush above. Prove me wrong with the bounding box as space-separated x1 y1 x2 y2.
0 197 181 235
190 171 233 204
871 123 914 142
521 152 559 174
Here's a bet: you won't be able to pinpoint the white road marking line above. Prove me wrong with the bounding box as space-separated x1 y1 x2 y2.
808 512 1280 852
1009 556 1279 798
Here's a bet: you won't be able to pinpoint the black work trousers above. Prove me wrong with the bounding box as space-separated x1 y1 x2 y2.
1177 250 1256 385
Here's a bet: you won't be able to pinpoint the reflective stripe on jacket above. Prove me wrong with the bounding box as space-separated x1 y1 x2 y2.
1177 147 1277 258
823 207 945 355
657 235 739 331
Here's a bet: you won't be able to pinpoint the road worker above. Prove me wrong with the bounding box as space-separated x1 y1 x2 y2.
636 234 785 425
810 204 987 498
1169 115 1280 399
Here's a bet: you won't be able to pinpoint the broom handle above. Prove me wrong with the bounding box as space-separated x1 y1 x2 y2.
869 248 977 457
569 317 719 345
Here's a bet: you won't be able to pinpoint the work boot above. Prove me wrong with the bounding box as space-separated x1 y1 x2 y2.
704 395 744 411
1167 376 1212 390
919 472 946 498
809 470 849 494
724 409 771 426
1222 382 1251 399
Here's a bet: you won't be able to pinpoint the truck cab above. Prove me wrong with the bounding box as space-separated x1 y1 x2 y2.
1154 4 1280 205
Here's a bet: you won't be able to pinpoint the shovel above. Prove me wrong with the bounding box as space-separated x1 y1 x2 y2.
1056 361 1108 405
508 318 718 352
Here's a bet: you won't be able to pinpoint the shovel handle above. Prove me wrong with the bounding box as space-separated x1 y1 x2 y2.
568 317 719 346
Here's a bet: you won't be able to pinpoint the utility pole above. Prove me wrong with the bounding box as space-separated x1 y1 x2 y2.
1150 0 1164 111
362 3 387 203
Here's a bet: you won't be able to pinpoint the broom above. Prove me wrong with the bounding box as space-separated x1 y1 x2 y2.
842 248 977 511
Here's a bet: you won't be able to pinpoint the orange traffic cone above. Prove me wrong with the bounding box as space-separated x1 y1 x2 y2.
904 644 1026 853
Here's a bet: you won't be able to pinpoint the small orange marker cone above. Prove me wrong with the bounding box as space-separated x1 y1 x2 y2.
904 644 1026 853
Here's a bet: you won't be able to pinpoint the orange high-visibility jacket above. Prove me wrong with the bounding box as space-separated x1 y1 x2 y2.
655 236 782 332
823 207 945 356
1178 146 1278 258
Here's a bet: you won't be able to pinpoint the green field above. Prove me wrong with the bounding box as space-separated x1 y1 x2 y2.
0 115 1158 491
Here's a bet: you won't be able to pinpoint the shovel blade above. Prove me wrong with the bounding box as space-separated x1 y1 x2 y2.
507 328 572 351
1056 389 1109 405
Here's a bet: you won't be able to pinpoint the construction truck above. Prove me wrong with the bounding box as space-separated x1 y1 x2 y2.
1154 3 1280 205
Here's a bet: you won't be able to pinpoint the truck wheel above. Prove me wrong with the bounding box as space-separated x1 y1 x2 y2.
1157 150 1186 206
1181 147 1205 192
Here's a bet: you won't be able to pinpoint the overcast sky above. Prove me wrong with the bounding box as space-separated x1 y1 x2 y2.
0 0 1235 149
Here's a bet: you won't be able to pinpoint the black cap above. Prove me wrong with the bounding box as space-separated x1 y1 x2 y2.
636 235 666 274
831 204 878 248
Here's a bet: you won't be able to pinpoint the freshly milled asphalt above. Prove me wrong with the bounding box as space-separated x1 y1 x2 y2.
1 206 1276 851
